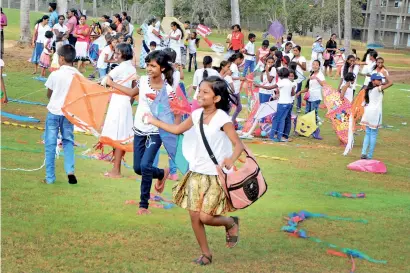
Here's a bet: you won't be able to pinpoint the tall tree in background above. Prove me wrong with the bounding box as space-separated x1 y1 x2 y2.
344 0 351 53
231 0 240 25
165 0 174 17
57 0 68 16
367 0 379 44
93 0 97 17
282 0 288 31
337 0 341 44
19 0 31 44
35 0 39 12
80 0 84 13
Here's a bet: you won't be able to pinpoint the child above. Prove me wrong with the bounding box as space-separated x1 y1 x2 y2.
242 33 256 76
255 40 270 71
340 72 355 103
228 53 245 124
255 57 276 103
269 46 277 58
371 57 389 83
125 35 133 45
149 41 157 52
106 50 176 215
333 48 346 79
96 35 118 78
291 45 307 113
282 69 298 141
43 45 79 184
360 73 393 159
0 59 7 103
337 55 359 92
361 50 378 88
192 56 220 102
187 32 200 72
218 60 234 92
147 76 243 265
101 43 136 178
39 31 54 77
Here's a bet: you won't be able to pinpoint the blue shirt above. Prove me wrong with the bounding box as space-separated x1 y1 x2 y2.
49 11 58 28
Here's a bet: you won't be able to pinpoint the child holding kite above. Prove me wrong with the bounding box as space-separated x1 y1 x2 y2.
100 43 137 178
43 45 79 185
146 76 243 266
360 73 393 159
106 50 175 215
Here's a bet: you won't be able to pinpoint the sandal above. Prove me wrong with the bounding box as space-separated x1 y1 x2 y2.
226 216 239 248
193 254 212 266
154 168 169 194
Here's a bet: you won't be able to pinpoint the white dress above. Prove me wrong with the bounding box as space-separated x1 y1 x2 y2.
101 60 137 142
169 29 182 64
360 86 383 129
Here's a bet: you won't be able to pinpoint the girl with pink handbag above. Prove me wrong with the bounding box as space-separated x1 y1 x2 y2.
146 76 244 266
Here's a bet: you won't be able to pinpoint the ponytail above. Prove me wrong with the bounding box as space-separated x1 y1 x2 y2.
202 56 213 79
342 55 355 78
171 21 184 40
364 81 375 104
35 15 49 26
228 53 244 63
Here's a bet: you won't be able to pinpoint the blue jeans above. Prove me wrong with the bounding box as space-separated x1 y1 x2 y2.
153 150 177 175
361 126 379 159
295 82 303 110
270 103 292 140
283 104 293 139
44 112 75 184
242 60 255 76
133 134 164 209
98 68 107 77
259 93 271 104
305 100 321 123
231 93 243 122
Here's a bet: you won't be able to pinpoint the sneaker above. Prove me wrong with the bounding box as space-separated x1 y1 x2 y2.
168 173 179 181
68 174 77 184
360 154 367 159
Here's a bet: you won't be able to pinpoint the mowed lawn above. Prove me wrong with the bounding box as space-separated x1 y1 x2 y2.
2 9 410 273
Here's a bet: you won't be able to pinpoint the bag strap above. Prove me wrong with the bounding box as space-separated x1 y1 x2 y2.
199 111 219 166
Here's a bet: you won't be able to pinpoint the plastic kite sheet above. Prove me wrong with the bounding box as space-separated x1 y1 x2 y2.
295 110 318 137
327 192 366 198
267 20 285 40
322 84 352 144
196 24 225 53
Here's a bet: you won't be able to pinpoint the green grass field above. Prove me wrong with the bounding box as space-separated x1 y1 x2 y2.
2 8 410 273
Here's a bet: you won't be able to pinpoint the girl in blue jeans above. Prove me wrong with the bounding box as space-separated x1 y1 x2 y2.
360 73 393 159
107 50 177 215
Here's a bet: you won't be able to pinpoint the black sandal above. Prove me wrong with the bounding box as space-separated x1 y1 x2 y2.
226 216 239 248
193 254 212 266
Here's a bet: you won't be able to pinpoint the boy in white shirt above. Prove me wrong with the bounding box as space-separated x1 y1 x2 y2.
43 45 80 185
242 33 256 76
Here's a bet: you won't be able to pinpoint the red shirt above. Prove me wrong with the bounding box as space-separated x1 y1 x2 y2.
74 24 90 42
231 31 244 51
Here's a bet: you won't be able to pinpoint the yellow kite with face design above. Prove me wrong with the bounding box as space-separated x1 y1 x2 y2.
295 111 318 137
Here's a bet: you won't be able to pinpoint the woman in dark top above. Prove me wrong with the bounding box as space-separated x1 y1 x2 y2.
324 33 337 77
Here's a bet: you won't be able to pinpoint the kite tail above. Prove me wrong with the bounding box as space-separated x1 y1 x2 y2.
343 115 355 155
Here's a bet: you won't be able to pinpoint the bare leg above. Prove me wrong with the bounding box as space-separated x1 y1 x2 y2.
33 64 38 74
329 67 333 78
199 212 238 248
41 68 45 77
104 149 124 178
77 61 83 73
189 211 212 258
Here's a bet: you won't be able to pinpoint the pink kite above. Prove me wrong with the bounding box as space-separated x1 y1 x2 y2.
347 159 387 174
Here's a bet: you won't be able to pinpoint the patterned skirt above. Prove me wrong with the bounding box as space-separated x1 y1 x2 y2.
172 171 235 216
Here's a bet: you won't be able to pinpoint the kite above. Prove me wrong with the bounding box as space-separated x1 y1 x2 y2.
343 89 365 155
0 111 40 123
196 24 225 53
295 110 318 137
267 20 285 40
326 192 366 198
322 84 351 144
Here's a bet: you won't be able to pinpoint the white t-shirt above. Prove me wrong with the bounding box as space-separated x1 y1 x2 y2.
172 70 181 90
281 41 296 50
308 71 325 102
35 23 51 43
96 45 114 69
133 76 175 135
244 41 255 61
340 81 354 102
184 108 233 175
188 39 197 53
45 65 81 115
259 69 276 95
193 68 220 99
277 78 294 104
292 55 307 84
147 25 161 45
362 61 376 86
169 29 182 48
371 68 389 84
53 23 68 40
283 51 294 61
340 64 360 88
128 24 134 36
224 75 233 85
230 63 241 94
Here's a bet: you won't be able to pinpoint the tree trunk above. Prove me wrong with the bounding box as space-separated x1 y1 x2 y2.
282 0 288 31
231 0 240 25
80 0 84 13
337 0 342 44
57 0 68 16
34 0 39 11
111 0 114 16
344 0 351 54
367 0 379 44
19 0 31 44
320 0 325 30
165 0 174 17
7 0 11 8
93 0 97 17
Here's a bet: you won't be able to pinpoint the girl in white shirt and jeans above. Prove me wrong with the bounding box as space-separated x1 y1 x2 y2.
147 76 243 266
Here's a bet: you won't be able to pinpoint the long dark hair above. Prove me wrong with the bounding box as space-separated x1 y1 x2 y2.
364 81 379 104
342 55 356 78
274 51 283 68
228 53 244 63
145 50 174 87
200 76 237 112
217 60 230 73
202 56 213 79
362 48 375 62
35 15 49 25
171 21 184 40
113 14 122 23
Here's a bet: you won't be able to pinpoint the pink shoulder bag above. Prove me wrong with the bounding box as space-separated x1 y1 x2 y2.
199 112 267 209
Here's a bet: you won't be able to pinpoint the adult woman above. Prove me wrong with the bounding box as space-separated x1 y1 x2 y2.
31 15 51 75
66 9 78 46
147 17 162 50
136 16 154 69
311 36 324 71
53 15 69 51
230 24 244 53
168 21 184 64
73 15 90 73
1 8 7 59
112 14 123 33
292 45 307 113
324 33 337 77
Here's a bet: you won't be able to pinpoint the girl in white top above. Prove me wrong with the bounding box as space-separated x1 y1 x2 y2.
192 56 220 100
228 53 245 123
340 72 356 103
371 57 389 84
219 61 234 93
147 76 243 266
168 21 184 64
360 73 393 159
147 18 162 49
361 50 378 88
101 44 137 178
255 57 276 103
337 55 360 92
31 15 52 75
96 36 118 78
106 50 176 215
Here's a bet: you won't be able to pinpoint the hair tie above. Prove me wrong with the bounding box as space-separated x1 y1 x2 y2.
282 57 287 64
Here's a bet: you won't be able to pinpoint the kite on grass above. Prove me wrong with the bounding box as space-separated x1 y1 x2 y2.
196 24 225 53
295 110 318 137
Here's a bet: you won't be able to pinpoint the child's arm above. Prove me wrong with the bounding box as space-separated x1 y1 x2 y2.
381 76 393 90
337 78 343 91
255 49 260 62
291 86 296 96
221 122 244 169
298 59 307 71
254 83 278 90
295 87 308 97
148 115 193 135
340 82 350 99
106 77 139 97
47 88 53 99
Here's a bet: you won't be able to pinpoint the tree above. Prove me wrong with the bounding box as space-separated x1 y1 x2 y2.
282 0 288 31
93 0 97 17
80 0 84 13
231 0 240 25
344 0 351 53
367 0 379 45
57 0 68 16
165 0 174 17
19 0 31 44
337 0 341 44
35 0 39 12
